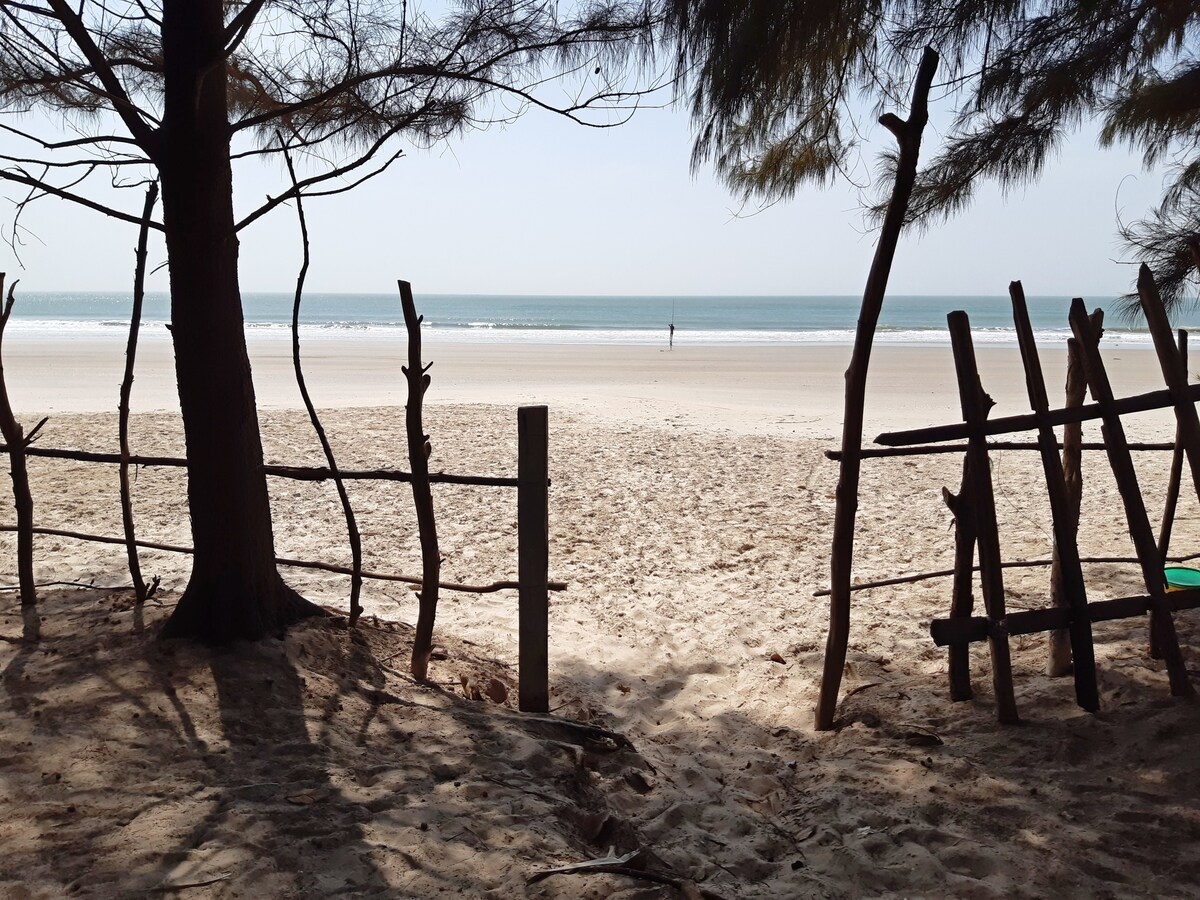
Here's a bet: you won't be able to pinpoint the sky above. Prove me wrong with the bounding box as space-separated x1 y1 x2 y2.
0 55 1174 299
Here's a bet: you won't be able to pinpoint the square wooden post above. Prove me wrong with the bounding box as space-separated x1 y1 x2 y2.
518 405 550 713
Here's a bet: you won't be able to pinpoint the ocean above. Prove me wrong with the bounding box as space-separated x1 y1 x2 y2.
3 291 1196 347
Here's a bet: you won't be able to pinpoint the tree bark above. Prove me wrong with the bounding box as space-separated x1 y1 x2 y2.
157 1 321 641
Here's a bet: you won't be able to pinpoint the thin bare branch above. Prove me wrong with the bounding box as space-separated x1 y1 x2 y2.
0 167 162 228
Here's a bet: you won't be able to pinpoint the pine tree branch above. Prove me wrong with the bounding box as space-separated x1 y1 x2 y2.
44 0 161 158
0 168 162 228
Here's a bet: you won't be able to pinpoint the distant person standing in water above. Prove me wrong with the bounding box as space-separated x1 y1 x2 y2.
669 322 675 349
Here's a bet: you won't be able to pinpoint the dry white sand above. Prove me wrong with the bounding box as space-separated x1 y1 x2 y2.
1 334 1199 898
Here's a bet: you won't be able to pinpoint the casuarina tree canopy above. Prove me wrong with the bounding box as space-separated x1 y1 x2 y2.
664 0 1200 308
0 0 657 642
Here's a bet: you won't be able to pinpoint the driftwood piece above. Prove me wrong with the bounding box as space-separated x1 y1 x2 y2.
1158 330 1188 562
283 146 363 625
518 405 550 713
1011 283 1098 710
818 46 939 731
0 524 564 594
948 312 1018 724
1048 307 1103 676
0 277 37 610
942 460 976 701
1068 299 1193 697
876 383 1200 446
119 182 158 605
400 280 440 681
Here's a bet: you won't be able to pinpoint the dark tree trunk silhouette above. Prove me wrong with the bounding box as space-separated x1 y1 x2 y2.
157 1 321 641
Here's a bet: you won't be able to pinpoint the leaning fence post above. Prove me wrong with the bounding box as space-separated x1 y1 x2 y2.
119 182 158 605
948 311 1019 724
0 276 40 612
1069 298 1193 697
818 47 939 731
1010 282 1098 712
1158 330 1188 563
518 405 549 714
1049 306 1103 675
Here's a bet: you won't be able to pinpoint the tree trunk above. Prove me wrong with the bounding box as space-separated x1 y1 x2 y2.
157 1 321 642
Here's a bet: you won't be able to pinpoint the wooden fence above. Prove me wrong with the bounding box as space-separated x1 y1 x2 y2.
816 271 1200 725
0 234 560 712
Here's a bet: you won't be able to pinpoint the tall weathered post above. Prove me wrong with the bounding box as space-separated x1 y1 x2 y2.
400 280 440 681
817 47 939 730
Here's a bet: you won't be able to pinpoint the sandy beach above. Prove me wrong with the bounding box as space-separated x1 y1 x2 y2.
1 330 1185 436
2 334 1199 897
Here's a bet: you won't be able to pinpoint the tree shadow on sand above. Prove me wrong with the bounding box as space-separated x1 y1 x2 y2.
544 606 1200 899
0 589 685 898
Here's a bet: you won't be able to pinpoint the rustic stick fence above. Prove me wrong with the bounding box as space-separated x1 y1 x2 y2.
0 268 560 713
818 268 1200 725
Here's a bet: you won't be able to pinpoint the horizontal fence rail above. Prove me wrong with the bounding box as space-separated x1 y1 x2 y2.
811 551 1200 597
0 444 523 488
0 524 566 595
826 441 1177 461
876 383 1200 447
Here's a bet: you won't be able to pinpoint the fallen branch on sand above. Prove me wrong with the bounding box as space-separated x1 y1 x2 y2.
528 849 730 899
148 871 232 892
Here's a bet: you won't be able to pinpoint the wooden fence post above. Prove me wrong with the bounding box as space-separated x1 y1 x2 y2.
942 459 977 701
948 311 1019 724
818 46 939 731
0 276 41 614
1138 265 1200 501
1010 283 1098 711
1049 306 1103 675
118 182 158 605
283 149 363 625
518 405 549 714
1068 299 1193 697
1158 330 1187 562
400 280 440 681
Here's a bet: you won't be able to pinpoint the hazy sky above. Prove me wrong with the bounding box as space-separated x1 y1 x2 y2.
0 85 1171 298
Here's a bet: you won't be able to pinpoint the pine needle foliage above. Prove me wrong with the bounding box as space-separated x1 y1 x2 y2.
664 0 1200 310
0 0 659 232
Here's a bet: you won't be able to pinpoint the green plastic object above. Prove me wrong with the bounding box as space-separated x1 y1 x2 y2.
1164 566 1200 590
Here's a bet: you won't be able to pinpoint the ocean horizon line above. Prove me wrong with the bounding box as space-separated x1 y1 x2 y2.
1 290 1192 347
